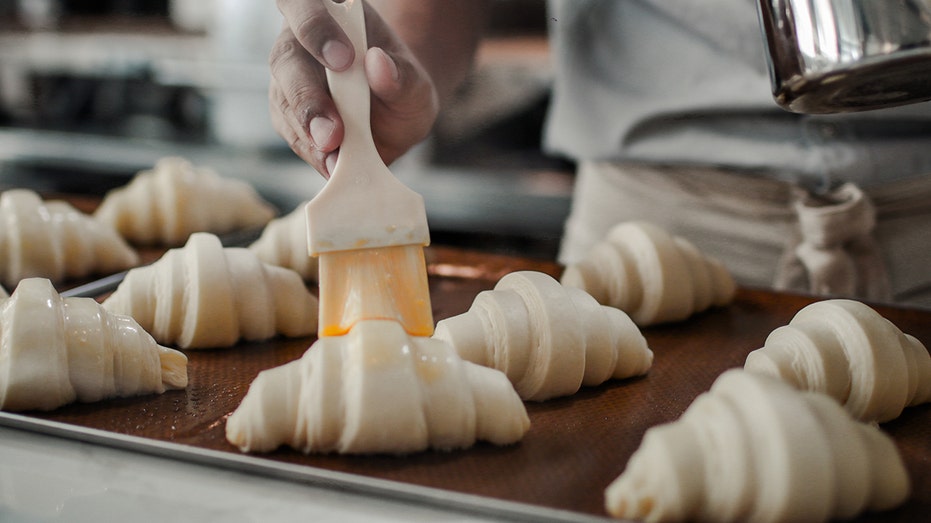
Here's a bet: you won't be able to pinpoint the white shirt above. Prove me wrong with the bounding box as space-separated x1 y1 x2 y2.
543 0 931 191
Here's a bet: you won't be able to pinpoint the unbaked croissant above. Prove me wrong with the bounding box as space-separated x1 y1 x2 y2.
102 232 318 349
561 221 736 326
0 189 139 289
605 369 909 523
744 299 931 423
248 201 318 281
94 157 276 246
433 271 653 401
226 319 530 455
0 278 188 412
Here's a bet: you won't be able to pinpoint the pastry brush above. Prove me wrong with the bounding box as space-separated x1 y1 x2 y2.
306 0 433 337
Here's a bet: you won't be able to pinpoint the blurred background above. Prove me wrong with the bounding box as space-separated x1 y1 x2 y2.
0 0 572 259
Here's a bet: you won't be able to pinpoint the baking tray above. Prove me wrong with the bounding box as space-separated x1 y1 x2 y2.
1 222 929 521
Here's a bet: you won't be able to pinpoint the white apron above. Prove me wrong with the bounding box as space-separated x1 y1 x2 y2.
558 162 931 307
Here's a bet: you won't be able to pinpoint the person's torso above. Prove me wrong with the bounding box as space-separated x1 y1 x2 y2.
543 0 931 190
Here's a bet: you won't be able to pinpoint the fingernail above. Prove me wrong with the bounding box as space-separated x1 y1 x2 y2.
371 47 399 82
322 40 352 70
309 116 335 149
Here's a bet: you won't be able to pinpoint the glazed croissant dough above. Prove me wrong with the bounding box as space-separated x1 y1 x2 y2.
102 232 318 349
605 369 910 523
561 221 736 326
94 157 276 246
248 201 318 281
434 271 653 401
0 189 139 289
226 319 530 455
744 299 931 423
0 278 188 411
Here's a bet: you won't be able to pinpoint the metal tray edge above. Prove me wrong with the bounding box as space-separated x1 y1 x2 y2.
0 411 614 523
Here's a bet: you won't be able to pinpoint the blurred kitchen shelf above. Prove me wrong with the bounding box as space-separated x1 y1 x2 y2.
0 17 213 81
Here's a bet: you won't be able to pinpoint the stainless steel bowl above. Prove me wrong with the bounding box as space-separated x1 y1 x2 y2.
758 0 931 113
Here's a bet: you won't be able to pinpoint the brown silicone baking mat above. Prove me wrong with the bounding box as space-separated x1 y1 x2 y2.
2 239 930 521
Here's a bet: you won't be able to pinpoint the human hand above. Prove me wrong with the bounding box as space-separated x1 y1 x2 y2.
271 0 439 177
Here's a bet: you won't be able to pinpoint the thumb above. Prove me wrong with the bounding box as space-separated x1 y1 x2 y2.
364 46 403 97
364 46 439 164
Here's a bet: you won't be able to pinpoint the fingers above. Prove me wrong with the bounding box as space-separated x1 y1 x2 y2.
358 5 439 163
276 0 353 71
364 46 401 97
365 46 439 165
270 0 440 172
272 0 353 177
268 23 342 177
366 46 437 119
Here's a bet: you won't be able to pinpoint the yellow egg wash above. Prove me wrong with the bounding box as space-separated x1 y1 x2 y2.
317 245 433 337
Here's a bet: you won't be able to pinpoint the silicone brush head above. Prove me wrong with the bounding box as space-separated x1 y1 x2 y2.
307 0 433 337
316 245 432 337
305 178 433 337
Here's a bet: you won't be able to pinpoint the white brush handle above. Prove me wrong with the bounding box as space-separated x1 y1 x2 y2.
307 0 429 254
322 0 376 175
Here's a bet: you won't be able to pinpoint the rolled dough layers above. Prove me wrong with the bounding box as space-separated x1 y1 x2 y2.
561 221 736 326
0 189 138 289
434 271 653 401
0 278 187 411
226 319 529 455
94 156 276 246
605 369 909 523
248 201 318 282
102 232 318 349
745 298 931 423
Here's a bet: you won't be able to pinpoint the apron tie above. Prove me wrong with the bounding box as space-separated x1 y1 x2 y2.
776 183 891 301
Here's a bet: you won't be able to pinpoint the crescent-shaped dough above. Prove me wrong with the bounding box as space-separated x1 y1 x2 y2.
0 189 138 288
434 271 653 401
0 278 187 411
94 157 276 246
102 232 318 349
226 319 530 455
605 369 910 523
561 221 736 326
745 299 931 422
248 201 318 281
